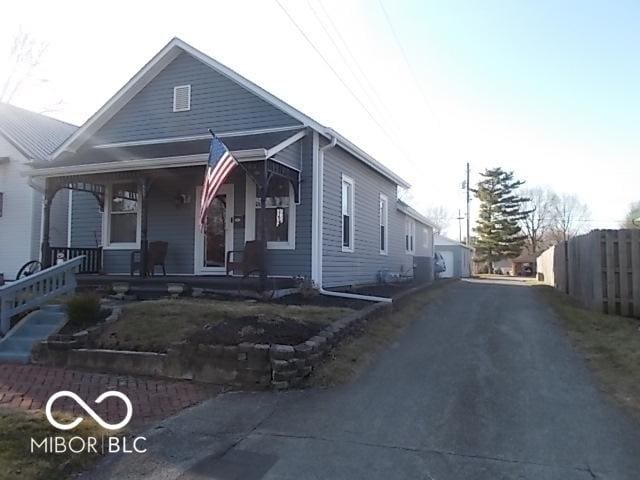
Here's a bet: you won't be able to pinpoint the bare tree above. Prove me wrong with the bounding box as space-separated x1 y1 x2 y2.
1 30 48 104
423 205 451 235
622 201 640 228
549 193 590 241
519 187 556 256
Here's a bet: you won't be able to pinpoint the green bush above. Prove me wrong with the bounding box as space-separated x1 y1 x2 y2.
65 294 101 330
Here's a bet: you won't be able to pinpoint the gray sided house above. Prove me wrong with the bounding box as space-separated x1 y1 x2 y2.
434 234 474 279
29 38 434 288
0 103 76 280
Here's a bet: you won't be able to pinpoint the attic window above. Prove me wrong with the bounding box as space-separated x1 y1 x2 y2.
173 85 191 112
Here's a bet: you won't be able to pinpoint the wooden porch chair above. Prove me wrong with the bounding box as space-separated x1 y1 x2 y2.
226 240 266 277
130 241 169 276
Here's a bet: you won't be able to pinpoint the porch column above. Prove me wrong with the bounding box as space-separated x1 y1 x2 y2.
40 179 55 268
139 177 151 278
258 161 271 291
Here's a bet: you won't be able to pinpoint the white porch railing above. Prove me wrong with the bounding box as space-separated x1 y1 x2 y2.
0 257 84 335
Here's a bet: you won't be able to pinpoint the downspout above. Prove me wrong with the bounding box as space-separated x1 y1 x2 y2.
314 133 392 304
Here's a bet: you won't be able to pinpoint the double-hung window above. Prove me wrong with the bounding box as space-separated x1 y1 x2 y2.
405 217 415 254
246 176 296 249
105 182 140 249
379 194 388 255
341 174 354 252
256 176 295 248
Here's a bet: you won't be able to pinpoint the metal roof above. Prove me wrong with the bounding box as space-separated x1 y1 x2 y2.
0 103 77 161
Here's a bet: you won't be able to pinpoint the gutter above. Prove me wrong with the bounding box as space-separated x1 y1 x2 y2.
313 133 392 304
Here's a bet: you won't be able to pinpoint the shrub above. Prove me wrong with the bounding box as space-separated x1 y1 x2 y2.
65 294 101 330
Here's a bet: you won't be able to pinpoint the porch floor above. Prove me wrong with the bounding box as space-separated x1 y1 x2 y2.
77 274 297 291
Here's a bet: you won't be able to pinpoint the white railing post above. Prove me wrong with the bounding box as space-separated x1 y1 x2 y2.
0 256 85 335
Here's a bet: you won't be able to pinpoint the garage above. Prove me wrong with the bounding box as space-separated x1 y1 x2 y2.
434 234 474 278
440 250 455 278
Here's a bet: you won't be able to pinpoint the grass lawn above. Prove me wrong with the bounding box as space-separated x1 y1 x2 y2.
309 281 453 387
536 285 640 419
0 407 105 480
96 299 354 352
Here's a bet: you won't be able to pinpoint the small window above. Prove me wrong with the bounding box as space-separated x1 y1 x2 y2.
106 183 140 247
423 227 431 251
173 85 191 112
341 174 354 252
405 217 415 254
379 194 388 255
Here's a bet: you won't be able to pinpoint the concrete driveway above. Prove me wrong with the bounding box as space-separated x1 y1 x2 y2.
84 278 640 479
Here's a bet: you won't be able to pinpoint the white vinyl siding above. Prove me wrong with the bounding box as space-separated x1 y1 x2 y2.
341 174 354 252
379 193 388 255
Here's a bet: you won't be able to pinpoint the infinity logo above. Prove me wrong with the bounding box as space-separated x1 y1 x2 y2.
45 391 133 431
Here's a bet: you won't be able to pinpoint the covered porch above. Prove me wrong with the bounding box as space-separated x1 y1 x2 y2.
30 128 311 287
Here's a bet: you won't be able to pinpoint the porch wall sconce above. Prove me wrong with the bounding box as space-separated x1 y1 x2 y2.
174 193 192 207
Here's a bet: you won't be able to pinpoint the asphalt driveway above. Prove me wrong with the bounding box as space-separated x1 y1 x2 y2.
84 278 640 479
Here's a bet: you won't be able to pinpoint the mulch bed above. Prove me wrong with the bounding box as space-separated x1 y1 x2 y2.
188 315 325 346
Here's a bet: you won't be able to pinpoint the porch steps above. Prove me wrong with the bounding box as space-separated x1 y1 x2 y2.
0 305 67 364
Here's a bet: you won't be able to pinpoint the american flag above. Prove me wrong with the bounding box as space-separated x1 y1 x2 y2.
199 135 237 230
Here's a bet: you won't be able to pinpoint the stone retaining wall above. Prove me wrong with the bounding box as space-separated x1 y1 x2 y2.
32 281 445 389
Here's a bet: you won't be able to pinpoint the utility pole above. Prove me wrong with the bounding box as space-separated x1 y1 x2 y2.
466 162 471 246
456 209 464 243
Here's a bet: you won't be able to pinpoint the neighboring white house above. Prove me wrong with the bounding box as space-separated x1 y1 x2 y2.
0 103 77 280
434 234 474 278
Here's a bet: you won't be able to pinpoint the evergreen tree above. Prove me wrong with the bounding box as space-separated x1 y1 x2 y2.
474 168 531 272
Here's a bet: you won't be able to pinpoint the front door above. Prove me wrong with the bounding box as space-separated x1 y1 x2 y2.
195 184 234 274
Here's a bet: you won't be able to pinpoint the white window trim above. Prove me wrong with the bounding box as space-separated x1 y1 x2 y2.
379 193 388 255
173 84 191 112
405 217 416 255
102 183 142 250
244 176 296 250
341 174 355 253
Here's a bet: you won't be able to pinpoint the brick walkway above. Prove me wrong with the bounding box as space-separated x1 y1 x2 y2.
0 364 216 429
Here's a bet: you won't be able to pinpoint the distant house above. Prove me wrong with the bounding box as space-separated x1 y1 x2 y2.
27 38 434 288
434 234 473 278
0 103 77 280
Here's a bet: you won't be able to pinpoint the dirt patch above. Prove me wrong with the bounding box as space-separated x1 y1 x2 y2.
273 294 371 309
96 299 353 352
188 314 326 346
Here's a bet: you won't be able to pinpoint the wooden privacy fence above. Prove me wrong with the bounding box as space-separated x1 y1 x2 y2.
537 230 640 318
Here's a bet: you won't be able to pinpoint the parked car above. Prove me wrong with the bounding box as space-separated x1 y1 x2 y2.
434 252 446 274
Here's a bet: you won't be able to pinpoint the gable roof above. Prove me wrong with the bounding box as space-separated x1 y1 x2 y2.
434 234 474 251
0 103 77 161
51 37 409 188
397 200 437 229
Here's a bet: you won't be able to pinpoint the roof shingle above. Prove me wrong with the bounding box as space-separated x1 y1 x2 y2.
0 103 77 161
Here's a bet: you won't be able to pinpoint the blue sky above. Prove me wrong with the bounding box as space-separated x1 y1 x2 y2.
2 0 638 232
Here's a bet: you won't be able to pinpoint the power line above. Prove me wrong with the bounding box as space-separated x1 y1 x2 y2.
274 0 421 170
316 0 399 123
377 0 439 124
306 0 386 122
